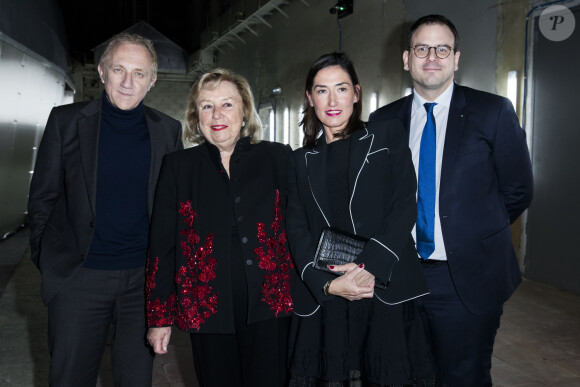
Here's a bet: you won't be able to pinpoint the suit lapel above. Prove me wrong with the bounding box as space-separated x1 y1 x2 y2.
441 84 467 190
77 99 102 216
398 95 413 138
145 107 164 215
305 142 331 226
305 128 375 231
77 102 165 218
347 127 373 234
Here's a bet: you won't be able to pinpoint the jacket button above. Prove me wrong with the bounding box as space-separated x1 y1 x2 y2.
242 237 248 244
235 197 241 204
246 259 253 266
90 222 95 228
80 254 85 260
237 216 244 222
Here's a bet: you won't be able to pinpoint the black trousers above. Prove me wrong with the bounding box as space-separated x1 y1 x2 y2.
417 262 503 387
189 230 290 387
190 316 290 387
47 267 153 386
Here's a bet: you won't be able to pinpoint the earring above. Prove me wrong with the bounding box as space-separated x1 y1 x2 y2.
242 120 246 127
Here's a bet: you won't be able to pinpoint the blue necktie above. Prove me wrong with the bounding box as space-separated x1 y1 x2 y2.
417 102 437 260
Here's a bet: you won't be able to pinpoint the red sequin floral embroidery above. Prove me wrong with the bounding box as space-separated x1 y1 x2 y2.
255 189 293 315
146 256 177 326
146 201 218 331
175 200 218 331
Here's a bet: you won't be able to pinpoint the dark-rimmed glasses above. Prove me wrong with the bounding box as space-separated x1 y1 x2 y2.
411 45 453 59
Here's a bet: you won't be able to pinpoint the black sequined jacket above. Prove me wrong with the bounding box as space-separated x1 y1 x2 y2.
146 137 295 334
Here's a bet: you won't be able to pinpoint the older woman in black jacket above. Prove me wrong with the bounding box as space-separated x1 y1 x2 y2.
146 69 294 387
286 52 437 386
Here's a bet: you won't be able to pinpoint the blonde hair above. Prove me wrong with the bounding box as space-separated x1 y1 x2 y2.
184 69 262 145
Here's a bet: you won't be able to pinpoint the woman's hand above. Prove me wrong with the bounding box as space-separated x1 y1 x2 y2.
147 327 172 354
326 263 375 301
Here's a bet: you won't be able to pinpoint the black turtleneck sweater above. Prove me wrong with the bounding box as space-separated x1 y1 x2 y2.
85 92 151 269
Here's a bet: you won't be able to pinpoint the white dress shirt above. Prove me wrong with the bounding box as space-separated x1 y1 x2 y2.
409 83 454 261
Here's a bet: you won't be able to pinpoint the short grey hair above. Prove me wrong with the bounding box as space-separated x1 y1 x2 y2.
99 33 158 79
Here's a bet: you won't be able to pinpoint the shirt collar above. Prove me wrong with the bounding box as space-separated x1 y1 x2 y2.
411 82 454 114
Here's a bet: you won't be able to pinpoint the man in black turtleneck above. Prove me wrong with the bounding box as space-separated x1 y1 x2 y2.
28 33 183 386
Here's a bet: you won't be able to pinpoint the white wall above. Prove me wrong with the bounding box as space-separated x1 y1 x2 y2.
214 1 399 148
209 0 503 148
403 0 499 93
0 40 70 237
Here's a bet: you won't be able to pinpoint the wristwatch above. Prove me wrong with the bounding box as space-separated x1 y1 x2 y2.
322 280 333 296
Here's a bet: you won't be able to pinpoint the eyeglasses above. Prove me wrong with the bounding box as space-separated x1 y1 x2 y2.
411 45 453 59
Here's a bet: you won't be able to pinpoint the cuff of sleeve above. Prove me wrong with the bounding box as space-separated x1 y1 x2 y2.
303 265 335 304
355 239 397 287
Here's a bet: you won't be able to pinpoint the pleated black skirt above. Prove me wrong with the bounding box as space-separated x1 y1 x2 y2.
288 296 437 386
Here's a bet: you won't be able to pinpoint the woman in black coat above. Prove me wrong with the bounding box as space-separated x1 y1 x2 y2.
146 69 294 387
286 53 437 386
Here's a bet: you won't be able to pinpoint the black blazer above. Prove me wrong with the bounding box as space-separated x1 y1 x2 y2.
369 84 534 314
28 98 183 304
146 138 295 334
286 120 429 317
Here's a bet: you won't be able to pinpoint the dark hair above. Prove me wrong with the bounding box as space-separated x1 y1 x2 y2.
184 68 262 145
407 14 459 52
301 52 363 148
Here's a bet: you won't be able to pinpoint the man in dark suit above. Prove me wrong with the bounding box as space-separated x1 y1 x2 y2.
28 33 182 386
369 15 533 386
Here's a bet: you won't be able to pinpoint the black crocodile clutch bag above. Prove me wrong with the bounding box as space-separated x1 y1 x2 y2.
313 227 369 273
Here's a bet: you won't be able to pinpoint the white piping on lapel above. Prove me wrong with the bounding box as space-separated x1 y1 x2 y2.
369 238 399 262
348 126 390 233
351 126 414 307
294 305 321 317
304 150 331 227
297 151 326 317
301 261 313 280
375 290 430 305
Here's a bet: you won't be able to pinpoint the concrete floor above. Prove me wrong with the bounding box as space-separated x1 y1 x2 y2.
1 229 579 386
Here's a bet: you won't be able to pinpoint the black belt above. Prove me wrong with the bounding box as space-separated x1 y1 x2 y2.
418 258 448 265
